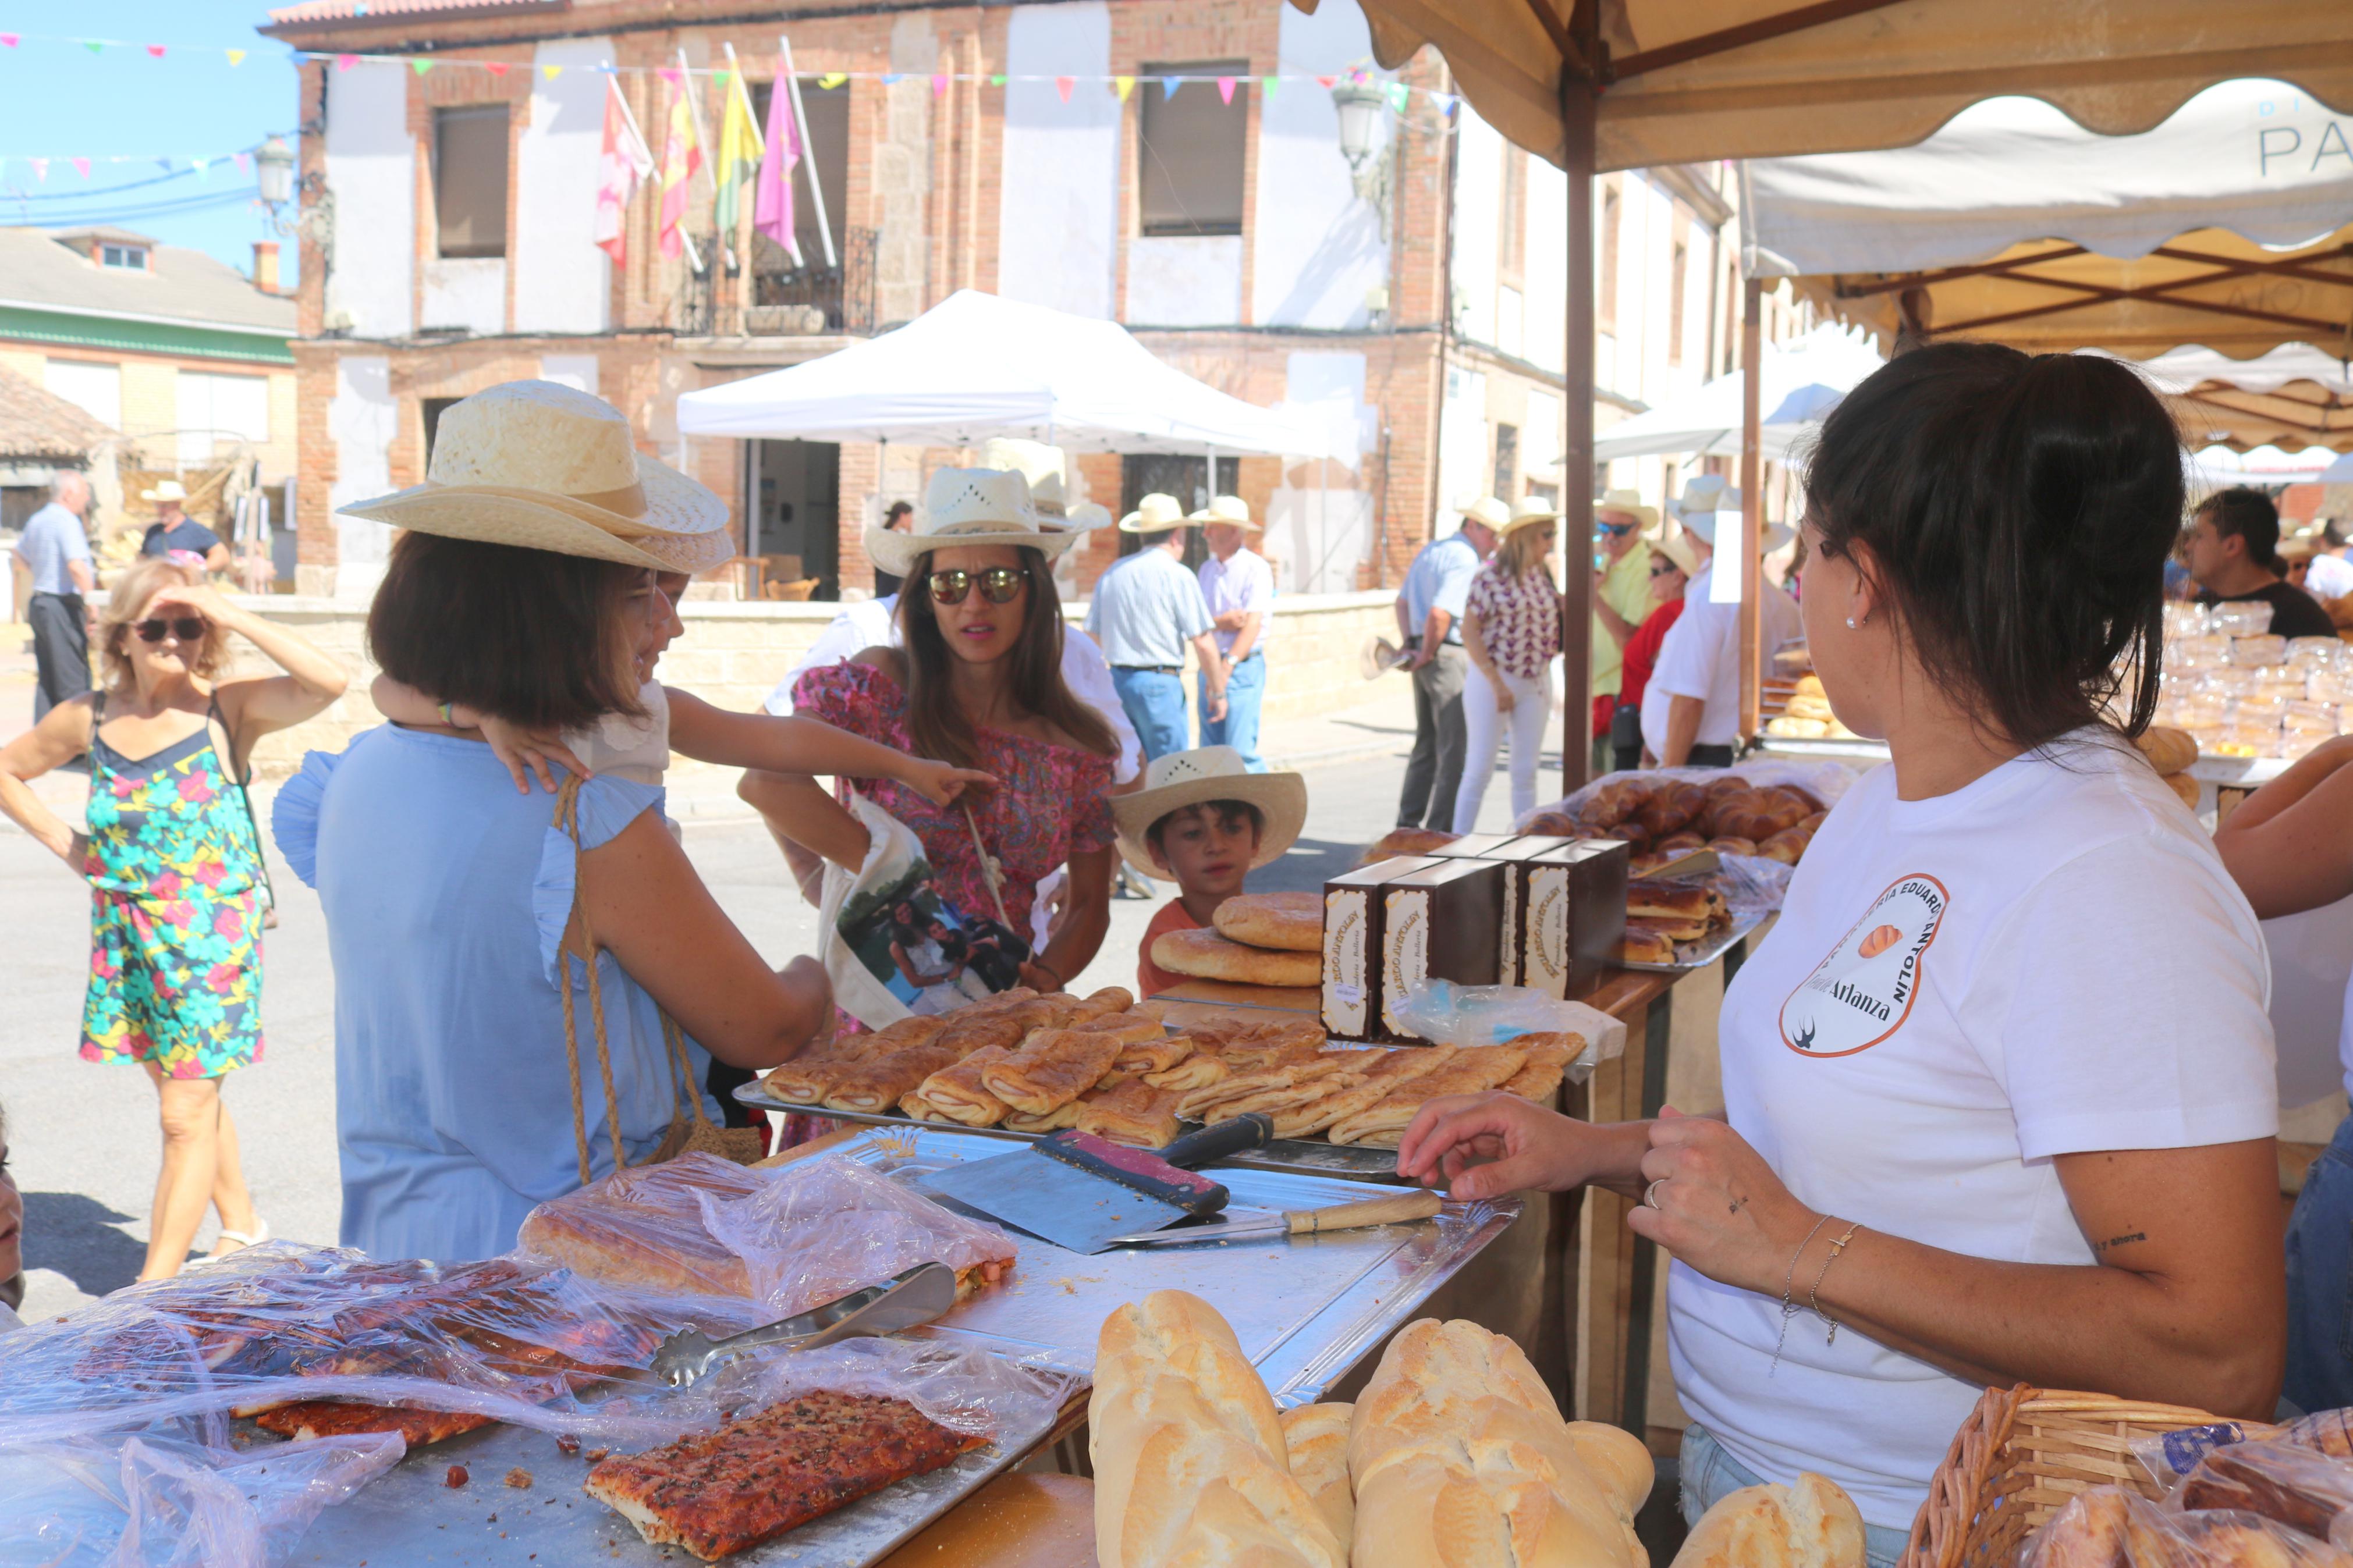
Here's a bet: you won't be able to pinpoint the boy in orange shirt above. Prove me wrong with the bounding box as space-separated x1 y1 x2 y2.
1111 746 1308 997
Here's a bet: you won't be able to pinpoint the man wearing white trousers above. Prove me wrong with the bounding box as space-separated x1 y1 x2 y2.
1453 497 1564 833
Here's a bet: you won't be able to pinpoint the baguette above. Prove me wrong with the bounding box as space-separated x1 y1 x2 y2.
1152 927 1322 988
1280 1403 1355 1546
1669 1472 1865 1568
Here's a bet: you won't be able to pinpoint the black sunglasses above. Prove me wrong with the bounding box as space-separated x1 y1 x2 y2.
928 567 1026 606
1649 560 1682 577
133 617 207 643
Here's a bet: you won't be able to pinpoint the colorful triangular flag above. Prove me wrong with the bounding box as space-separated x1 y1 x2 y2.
27 157 45 182
542 63 562 80
819 72 846 88
147 44 165 58
1113 75 1134 101
1161 76 1180 99
989 72 1005 87
84 40 103 54
335 54 357 71
881 72 903 85
234 151 251 174
1316 74 1335 89
0 34 17 47
1216 76 1235 104
655 66 679 85
225 48 246 65
486 61 512 77
1385 81 1409 112
1262 76 1279 97
931 72 947 96
1431 91 1457 114
1055 75 1073 102
71 157 89 178
410 57 432 74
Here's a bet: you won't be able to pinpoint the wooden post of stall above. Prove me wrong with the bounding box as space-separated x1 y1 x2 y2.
1737 278 1765 741
1558 44 1599 791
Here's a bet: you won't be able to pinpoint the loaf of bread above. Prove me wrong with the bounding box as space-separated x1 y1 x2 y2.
1360 827 1461 865
2164 769 2201 809
1670 1472 1865 1568
1213 892 1325 952
2135 724 2199 777
1152 927 1322 987
1280 1403 1355 1546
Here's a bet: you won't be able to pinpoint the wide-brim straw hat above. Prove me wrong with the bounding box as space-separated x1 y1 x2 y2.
1497 496 1561 536
1360 634 1409 680
1119 492 1193 534
336 380 733 574
143 480 189 504
1188 494 1262 532
870 467 1085 578
1459 496 1511 532
1110 745 1308 880
978 436 1067 517
1596 488 1659 531
1650 532 1702 579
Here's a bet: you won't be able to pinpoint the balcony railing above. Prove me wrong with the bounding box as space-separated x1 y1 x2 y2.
679 226 879 338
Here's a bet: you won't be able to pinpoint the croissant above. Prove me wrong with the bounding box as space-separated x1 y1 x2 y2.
1697 787 1759 838
1524 810 1581 837
1757 826 1811 865
1709 802 1783 842
1635 795 1698 838
1582 776 1656 828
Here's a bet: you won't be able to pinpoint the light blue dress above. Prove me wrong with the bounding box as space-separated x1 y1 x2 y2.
273 726 716 1264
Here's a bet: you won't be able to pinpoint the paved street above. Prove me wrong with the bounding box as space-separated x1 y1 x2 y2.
0 675 1561 1321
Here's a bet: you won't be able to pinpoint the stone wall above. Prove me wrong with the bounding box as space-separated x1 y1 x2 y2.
229 588 1403 776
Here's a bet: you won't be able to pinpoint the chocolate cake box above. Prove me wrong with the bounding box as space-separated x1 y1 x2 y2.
1378 858 1507 1043
1321 855 1442 1041
1522 840 1630 1001
1428 834 1572 986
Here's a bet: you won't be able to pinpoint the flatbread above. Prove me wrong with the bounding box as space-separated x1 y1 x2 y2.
1151 927 1321 988
1211 892 1324 952
253 1401 496 1445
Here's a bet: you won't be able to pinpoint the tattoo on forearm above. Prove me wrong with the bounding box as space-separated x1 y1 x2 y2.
2093 1232 2147 1253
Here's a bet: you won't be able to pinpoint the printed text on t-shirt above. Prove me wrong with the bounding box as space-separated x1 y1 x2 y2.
1780 873 1950 1057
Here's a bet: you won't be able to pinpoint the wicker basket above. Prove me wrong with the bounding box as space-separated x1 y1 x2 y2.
1899 1385 2278 1567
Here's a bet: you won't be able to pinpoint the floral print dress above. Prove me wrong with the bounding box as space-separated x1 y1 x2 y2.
80 695 264 1079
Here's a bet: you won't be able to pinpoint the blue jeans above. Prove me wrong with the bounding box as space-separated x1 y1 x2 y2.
2287 1112 2353 1414
1112 667 1190 764
1679 1425 1908 1568
1198 651 1265 770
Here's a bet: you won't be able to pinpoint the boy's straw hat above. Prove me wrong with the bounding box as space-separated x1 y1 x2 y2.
1111 745 1308 881
336 381 732 574
868 467 1086 578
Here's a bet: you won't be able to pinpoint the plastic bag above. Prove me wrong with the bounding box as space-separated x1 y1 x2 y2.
2016 1484 2353 1566
516 1150 783 1298
1513 758 1860 837
664 1332 1077 1445
1382 982 1626 1081
695 1153 1019 1317
1702 851 1794 922
2175 1437 2353 1543
0 1424 403 1567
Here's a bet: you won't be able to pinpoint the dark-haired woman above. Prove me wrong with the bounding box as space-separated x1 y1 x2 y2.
272 381 833 1263
1393 345 2281 1562
741 468 1119 998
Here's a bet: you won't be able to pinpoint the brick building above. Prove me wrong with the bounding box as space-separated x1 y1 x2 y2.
261 0 1758 603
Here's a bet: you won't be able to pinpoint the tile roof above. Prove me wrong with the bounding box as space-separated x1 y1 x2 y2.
0 228 295 337
0 364 115 460
263 0 567 34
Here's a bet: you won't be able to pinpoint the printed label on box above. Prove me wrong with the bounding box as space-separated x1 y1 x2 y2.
1323 888 1370 1037
1525 867 1570 1000
1383 888 1432 1037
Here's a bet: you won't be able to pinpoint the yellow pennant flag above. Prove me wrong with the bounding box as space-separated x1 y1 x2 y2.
225 48 246 66
1113 75 1134 101
818 72 846 89
712 59 765 232
542 63 563 80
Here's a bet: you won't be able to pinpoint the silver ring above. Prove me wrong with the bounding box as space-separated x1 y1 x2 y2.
1644 1178 1666 1210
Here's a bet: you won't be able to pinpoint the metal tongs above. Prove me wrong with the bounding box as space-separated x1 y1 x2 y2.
623 1261 959 1389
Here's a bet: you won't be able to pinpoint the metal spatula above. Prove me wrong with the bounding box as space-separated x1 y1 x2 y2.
620 1261 959 1389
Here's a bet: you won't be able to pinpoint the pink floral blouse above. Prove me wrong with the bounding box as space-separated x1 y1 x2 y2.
1465 561 1564 680
792 661 1117 937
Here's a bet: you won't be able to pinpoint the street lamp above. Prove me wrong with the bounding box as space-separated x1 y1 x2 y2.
1330 77 1391 206
255 136 295 208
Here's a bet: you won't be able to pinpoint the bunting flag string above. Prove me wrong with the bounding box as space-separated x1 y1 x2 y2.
0 138 295 186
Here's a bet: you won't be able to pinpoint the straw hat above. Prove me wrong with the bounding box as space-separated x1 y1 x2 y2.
336 381 733 574
1649 532 1702 580
1060 500 1113 533
978 437 1068 517
1110 746 1308 880
869 467 1085 578
1668 477 1794 553
1119 493 1193 535
1188 495 1262 532
1360 634 1410 680
1497 496 1561 536
1596 488 1659 531
1459 496 1511 532
143 480 189 504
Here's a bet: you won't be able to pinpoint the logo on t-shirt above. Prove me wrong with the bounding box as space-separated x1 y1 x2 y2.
1780 873 1949 1057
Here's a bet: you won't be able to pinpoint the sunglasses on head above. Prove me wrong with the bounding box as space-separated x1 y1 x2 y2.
928 566 1026 606
134 617 207 644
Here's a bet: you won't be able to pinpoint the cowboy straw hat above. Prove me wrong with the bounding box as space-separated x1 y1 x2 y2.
978 436 1068 516
1496 496 1562 536
1119 492 1193 534
1668 478 1795 554
1110 745 1309 880
1596 488 1659 531
1360 633 1410 680
1650 532 1702 580
1060 500 1113 533
1188 494 1262 532
143 480 189 504
1458 496 1511 532
869 466 1085 578
337 381 733 574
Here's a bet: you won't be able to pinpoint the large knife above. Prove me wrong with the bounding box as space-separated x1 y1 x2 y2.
918 1114 1276 1254
1101 1189 1442 1248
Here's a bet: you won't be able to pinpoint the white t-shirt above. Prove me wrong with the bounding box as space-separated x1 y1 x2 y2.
565 679 669 787
1669 733 2277 1531
1641 561 1803 755
2306 552 2353 603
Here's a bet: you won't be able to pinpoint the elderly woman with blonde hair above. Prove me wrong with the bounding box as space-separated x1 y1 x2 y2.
0 554 348 1279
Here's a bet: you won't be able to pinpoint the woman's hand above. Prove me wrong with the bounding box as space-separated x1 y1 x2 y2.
477 715 591 794
1626 1108 1820 1296
1017 959 1067 994
1489 674 1516 714
1394 1092 1619 1198
898 758 999 809
143 580 241 628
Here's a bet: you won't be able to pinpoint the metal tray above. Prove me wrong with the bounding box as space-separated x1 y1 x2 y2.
280 1393 1059 1567
734 1082 1412 1182
1619 909 1765 973
831 1123 1520 1402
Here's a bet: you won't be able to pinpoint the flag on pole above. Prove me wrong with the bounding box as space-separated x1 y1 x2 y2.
712 56 764 233
754 54 803 265
595 75 655 265
658 80 702 261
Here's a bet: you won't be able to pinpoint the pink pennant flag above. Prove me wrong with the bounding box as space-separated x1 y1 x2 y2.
1055 75 1073 102
0 34 19 47
1216 76 1235 104
931 72 947 97
656 66 680 86
27 157 46 182
147 44 166 59
1315 74 1334 88
71 157 90 179
754 55 803 264
594 74 656 265
485 61 511 77
235 151 251 174
335 54 357 71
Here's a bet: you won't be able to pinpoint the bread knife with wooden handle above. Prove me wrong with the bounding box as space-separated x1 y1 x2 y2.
1099 1188 1442 1247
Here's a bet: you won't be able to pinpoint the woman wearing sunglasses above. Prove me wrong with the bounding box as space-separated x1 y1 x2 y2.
747 468 1121 998
0 554 347 1279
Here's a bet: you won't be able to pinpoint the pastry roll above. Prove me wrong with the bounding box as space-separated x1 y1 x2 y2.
1145 1050 1229 1093
1326 1046 1530 1147
1074 1079 1184 1148
1002 1101 1084 1133
1070 986 1136 1023
1500 1033 1579 1103
761 1039 869 1104
901 1044 1016 1127
1176 1055 1360 1121
1080 1014 1170 1049
1112 1031 1194 1075
821 1044 957 1112
1278 1046 1458 1138
979 1029 1126 1116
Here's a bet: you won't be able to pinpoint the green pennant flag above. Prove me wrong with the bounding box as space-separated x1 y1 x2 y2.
410 58 432 74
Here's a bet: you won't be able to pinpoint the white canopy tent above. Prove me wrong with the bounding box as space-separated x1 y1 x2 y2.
2188 445 2343 490
1592 326 1884 463
675 289 1346 461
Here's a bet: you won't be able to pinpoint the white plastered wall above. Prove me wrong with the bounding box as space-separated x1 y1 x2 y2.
328 355 397 600
1252 3 1388 329
537 354 599 395
324 62 415 339
1452 109 1503 349
998 3 1118 319
1127 236 1242 325
1267 350 1375 594
514 36 615 335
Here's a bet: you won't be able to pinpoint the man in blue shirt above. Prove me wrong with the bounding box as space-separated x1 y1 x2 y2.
139 480 230 573
1393 500 1499 829
12 471 95 720
1085 493 1227 763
